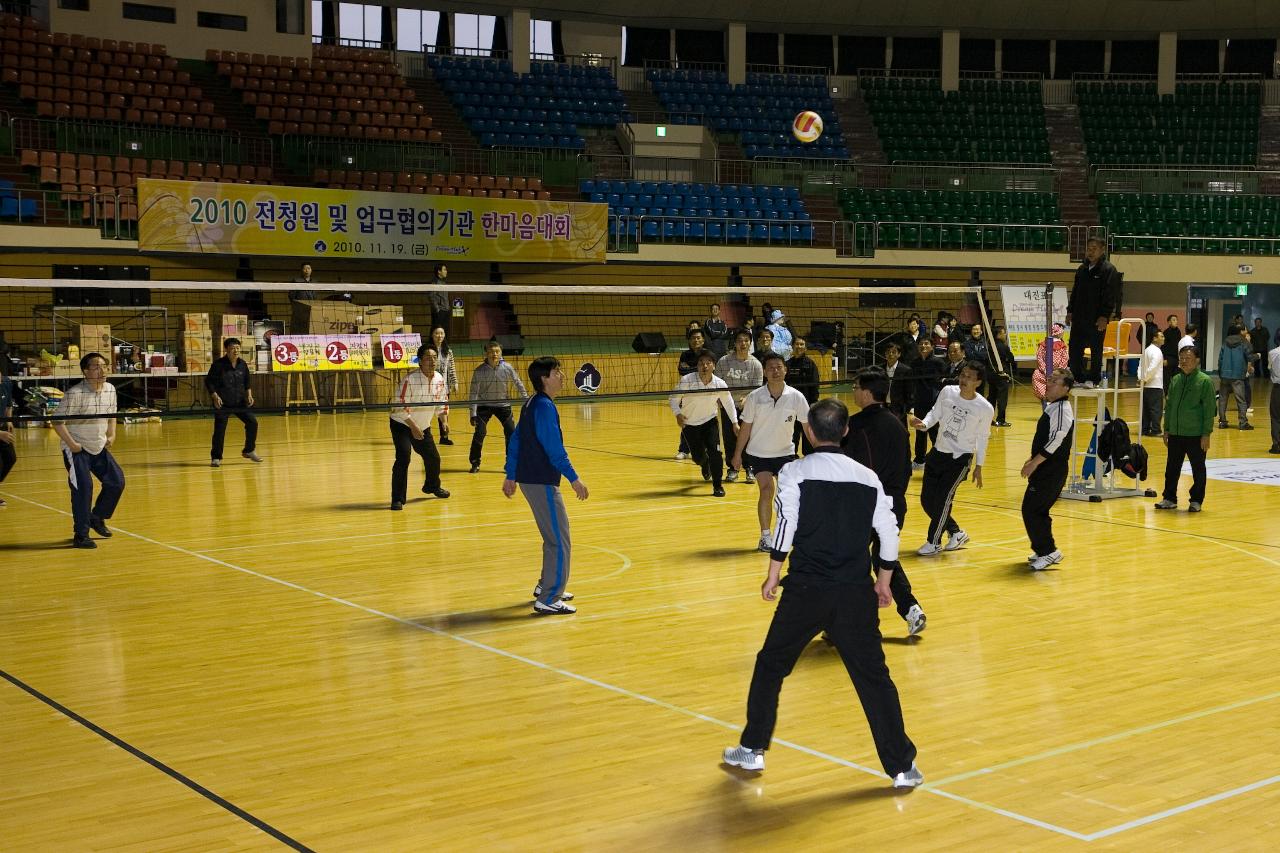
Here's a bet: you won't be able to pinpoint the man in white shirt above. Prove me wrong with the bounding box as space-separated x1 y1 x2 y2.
733 352 811 551
389 345 450 510
909 360 994 555
51 352 124 549
1139 330 1165 437
670 350 738 497
716 330 764 483
1178 323 1198 352
1269 342 1280 454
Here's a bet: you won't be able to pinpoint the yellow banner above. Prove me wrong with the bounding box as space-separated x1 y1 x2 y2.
137 179 608 262
380 333 423 369
270 334 373 372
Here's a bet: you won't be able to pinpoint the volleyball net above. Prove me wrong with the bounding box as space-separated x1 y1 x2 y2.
11 282 990 421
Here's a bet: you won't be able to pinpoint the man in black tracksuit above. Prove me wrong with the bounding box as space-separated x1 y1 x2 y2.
843 367 926 636
910 337 945 466
1066 237 1120 386
205 338 261 467
1020 368 1075 570
787 336 820 455
722 398 922 789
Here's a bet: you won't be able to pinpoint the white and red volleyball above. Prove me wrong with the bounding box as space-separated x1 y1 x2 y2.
792 110 823 143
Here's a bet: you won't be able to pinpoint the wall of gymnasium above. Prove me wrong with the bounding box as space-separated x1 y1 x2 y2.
48 1 313 60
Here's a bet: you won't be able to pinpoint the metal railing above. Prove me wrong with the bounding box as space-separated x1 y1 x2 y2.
311 35 391 53
284 136 557 182
1111 233 1280 255
607 214 827 253
11 118 273 167
745 63 830 77
0 185 133 234
643 59 726 73
847 220 1072 257
1091 166 1278 195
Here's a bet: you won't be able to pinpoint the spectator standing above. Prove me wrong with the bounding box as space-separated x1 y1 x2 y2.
961 323 989 364
1217 325 1253 430
290 262 317 302
50 353 124 549
766 309 793 360
1138 331 1166 436
1143 312 1161 349
205 338 262 467
910 337 945 470
429 263 451 337
1178 323 1198 352
1066 237 1120 387
430 326 458 445
932 311 952 357
1161 314 1182 388
704 303 732 357
1155 346 1215 512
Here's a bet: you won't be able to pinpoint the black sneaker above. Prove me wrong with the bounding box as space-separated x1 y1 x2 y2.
713 486 726 497
701 461 711 481
89 517 112 538
1240 423 1255 430
439 436 454 445
390 501 404 511
429 488 450 499
469 462 480 474
72 535 97 549
1269 445 1280 454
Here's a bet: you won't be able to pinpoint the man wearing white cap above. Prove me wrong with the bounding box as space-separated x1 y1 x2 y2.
766 309 793 360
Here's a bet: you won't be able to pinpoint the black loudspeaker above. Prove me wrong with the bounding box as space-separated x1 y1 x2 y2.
496 334 525 355
808 321 841 352
632 331 667 353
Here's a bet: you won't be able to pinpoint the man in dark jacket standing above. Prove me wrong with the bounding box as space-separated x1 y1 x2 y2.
205 338 262 467
429 263 450 337
1066 238 1120 387
843 368 926 636
911 337 945 469
1161 313 1182 388
1250 317 1271 380
1155 345 1216 512
787 336 820 454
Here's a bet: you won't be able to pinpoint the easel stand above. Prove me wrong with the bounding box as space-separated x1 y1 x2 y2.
285 372 320 413
331 372 366 409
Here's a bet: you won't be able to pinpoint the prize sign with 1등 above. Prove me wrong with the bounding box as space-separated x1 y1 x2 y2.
381 333 423 368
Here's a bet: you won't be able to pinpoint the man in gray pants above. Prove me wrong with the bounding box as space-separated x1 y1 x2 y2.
502 356 589 615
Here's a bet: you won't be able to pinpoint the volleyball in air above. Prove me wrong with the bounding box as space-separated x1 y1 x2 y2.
792 110 823 143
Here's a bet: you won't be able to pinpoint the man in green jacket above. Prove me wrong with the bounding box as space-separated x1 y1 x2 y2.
1156 345 1216 512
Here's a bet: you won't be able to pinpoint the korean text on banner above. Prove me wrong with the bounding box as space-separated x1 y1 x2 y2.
271 334 373 372
999 285 1072 361
137 179 608 263
380 333 423 369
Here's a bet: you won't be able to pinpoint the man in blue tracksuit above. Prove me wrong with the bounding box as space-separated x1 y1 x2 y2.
503 356 590 616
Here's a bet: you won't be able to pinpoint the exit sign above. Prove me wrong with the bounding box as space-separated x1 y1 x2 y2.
1236 284 1249 295
656 125 667 137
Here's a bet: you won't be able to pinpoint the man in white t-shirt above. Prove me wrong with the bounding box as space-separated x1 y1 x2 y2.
51 352 125 549
389 345 450 510
670 349 738 497
909 360 993 555
1139 330 1165 436
732 351 810 551
1178 323 1198 352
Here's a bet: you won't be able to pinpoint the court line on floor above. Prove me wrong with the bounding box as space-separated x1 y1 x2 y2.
6 491 1084 841
1083 774 1280 840
927 688 1280 789
0 667 313 852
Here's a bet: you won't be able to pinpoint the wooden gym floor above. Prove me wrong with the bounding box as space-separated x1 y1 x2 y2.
2 383 1279 850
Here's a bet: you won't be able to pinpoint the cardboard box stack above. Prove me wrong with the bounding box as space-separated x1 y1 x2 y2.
180 312 213 373
219 314 253 370
79 324 112 358
359 304 409 351
292 300 363 334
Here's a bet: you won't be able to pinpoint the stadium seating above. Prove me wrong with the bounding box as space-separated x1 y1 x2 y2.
1077 81 1259 166
582 179 814 244
1 17 225 130
0 178 39 221
1101 192 1280 253
317 169 549 199
211 46 439 141
646 69 847 160
862 77 1049 164
840 187 1065 250
432 55 626 149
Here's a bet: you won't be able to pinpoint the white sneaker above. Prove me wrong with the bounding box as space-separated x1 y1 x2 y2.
744 470 755 484
757 533 772 552
905 604 927 636
242 451 264 463
944 530 969 551
892 763 924 789
911 462 925 472
532 583 574 601
917 542 942 556
723 745 764 771
1247 407 1255 415
675 451 689 460
725 468 740 483
1029 550 1063 571
532 599 576 616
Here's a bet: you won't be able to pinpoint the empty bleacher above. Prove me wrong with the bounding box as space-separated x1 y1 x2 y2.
211 44 438 141
433 55 626 149
841 188 1065 251
862 77 1049 164
647 69 847 160
315 169 548 199
1101 191 1280 253
1077 80 1259 166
